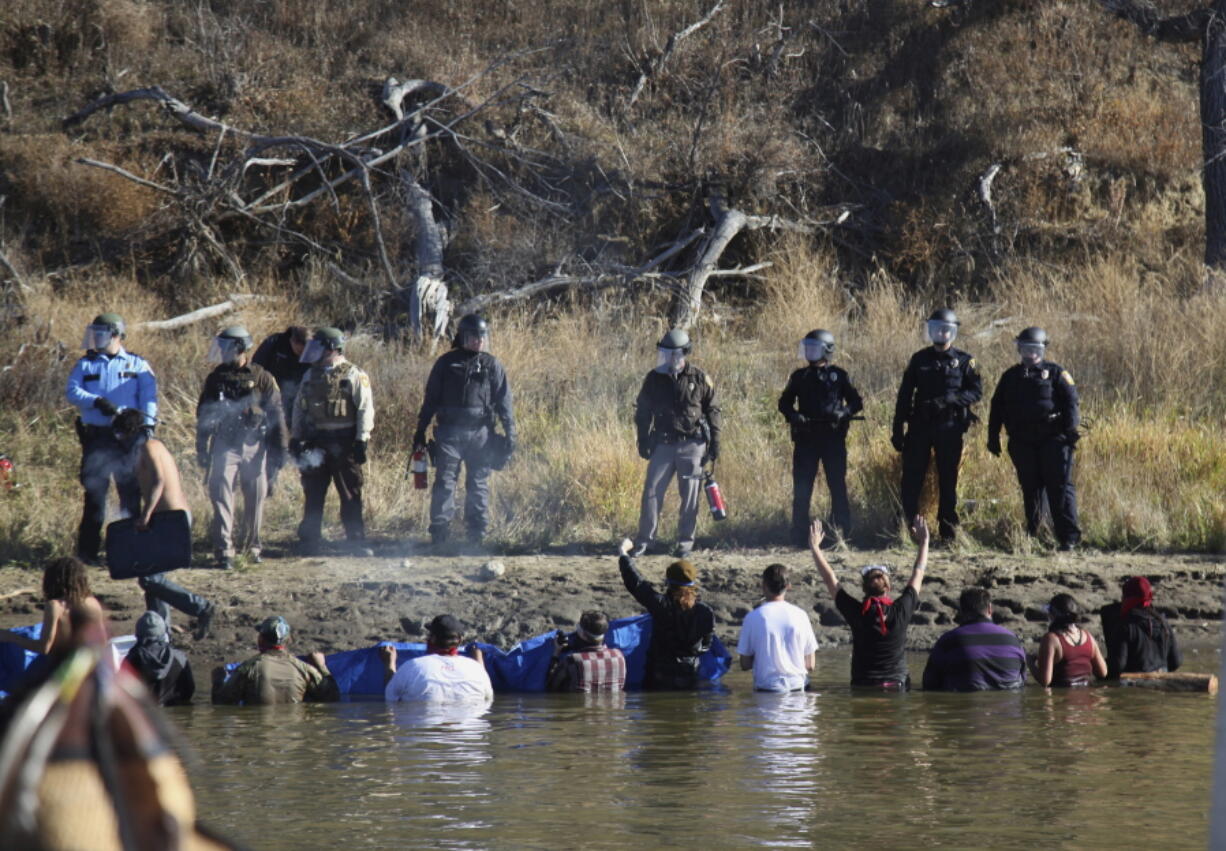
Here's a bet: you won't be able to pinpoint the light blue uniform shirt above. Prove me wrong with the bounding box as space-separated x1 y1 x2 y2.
65 347 158 427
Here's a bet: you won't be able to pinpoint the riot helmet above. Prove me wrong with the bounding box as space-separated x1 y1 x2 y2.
1016 326 1047 365
299 327 346 363
207 325 254 365
800 329 835 363
82 312 126 351
925 308 959 347
656 328 691 373
454 313 491 351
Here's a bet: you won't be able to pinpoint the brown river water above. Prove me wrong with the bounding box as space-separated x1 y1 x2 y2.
174 649 1220 850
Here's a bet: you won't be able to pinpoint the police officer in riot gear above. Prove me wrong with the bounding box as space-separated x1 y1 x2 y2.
778 329 863 546
291 327 375 556
65 312 158 564
632 329 722 558
987 326 1082 550
892 309 982 543
413 313 516 548
196 326 287 569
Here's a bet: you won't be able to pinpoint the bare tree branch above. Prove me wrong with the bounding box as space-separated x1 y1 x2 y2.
670 192 747 329
0 247 28 292
75 157 178 195
0 81 11 123
401 171 450 338
626 0 726 112
1099 0 1208 42
135 294 272 331
381 77 450 121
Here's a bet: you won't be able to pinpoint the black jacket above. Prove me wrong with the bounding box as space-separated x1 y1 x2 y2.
778 363 863 440
893 346 982 439
988 360 1079 444
634 364 722 445
1101 603 1183 678
620 555 714 687
414 348 515 443
251 330 310 416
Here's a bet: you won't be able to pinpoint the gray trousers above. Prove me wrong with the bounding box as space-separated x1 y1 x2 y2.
635 438 706 549
429 425 491 539
208 440 267 558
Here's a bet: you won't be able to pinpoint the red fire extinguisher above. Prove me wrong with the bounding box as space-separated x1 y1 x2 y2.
410 449 428 490
704 468 727 521
0 454 13 491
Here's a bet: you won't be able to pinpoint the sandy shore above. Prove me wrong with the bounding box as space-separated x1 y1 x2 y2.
1 541 1222 689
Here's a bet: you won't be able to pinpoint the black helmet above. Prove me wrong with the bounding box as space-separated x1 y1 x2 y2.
657 329 691 352
928 308 959 325
454 313 490 345
313 327 346 351
1015 326 1048 345
803 329 835 346
217 325 253 352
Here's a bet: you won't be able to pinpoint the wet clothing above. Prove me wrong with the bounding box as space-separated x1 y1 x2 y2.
252 329 310 421
736 600 818 692
414 349 515 542
834 586 918 687
196 362 287 560
292 358 374 546
385 653 494 703
988 361 1081 547
619 555 715 689
138 572 210 625
921 618 1026 692
1101 603 1182 678
66 347 158 562
213 649 340 705
1051 630 1094 686
633 364 721 551
778 363 863 540
893 347 981 539
546 641 627 693
126 639 195 706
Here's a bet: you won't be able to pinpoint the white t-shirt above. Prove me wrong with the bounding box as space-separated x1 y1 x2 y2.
736 600 819 692
384 653 494 704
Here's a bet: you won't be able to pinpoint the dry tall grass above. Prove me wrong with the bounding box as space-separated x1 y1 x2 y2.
2 245 1223 562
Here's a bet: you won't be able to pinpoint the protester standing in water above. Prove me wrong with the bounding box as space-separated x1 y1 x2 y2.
809 516 929 689
1100 576 1182 678
1030 593 1107 687
0 557 103 656
618 539 715 689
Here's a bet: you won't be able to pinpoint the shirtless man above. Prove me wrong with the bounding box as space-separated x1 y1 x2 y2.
113 410 215 639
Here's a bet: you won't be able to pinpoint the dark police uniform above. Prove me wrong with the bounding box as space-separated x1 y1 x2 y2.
196 363 287 561
252 328 310 424
291 357 373 548
413 348 515 543
892 346 982 540
778 363 863 543
987 360 1081 548
65 348 157 562
633 363 722 553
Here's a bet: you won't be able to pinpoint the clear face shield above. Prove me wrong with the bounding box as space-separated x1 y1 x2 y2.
926 320 958 346
800 339 833 363
655 347 687 373
299 340 331 363
206 337 245 365
82 324 116 351
462 330 491 352
1017 342 1045 365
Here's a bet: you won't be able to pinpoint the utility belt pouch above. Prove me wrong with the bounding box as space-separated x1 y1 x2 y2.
426 438 438 467
74 417 86 445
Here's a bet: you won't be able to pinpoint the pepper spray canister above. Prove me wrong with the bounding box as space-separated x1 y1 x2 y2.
704 471 727 521
411 450 429 490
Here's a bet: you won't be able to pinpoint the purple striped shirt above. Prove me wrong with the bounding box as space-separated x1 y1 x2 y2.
922 619 1027 692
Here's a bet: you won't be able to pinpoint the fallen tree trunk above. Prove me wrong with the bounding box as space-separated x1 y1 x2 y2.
401 172 450 339
1119 671 1218 694
135 294 272 331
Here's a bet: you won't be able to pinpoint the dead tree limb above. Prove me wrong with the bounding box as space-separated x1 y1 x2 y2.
76 157 178 196
670 194 747 329
0 247 28 292
135 294 272 331
381 77 450 121
626 0 726 112
0 81 11 122
401 171 450 339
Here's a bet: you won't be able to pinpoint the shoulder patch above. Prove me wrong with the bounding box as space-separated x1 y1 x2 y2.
359 373 370 388
704 374 714 389
967 358 976 370
1061 370 1074 385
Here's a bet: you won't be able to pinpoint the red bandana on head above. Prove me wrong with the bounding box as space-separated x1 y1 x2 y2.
1120 576 1153 620
861 595 894 636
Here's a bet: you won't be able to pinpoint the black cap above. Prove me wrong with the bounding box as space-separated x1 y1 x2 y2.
426 614 464 642
928 308 959 325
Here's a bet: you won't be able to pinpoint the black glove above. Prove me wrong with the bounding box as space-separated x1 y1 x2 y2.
140 424 155 439
196 450 210 469
987 436 1002 457
637 436 652 460
707 438 720 464
411 431 427 451
1065 429 1081 446
289 438 303 460
267 445 285 472
93 397 119 417
353 440 368 465
891 433 905 453
505 435 517 460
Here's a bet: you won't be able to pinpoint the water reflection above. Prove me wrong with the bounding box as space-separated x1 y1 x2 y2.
173 650 1217 850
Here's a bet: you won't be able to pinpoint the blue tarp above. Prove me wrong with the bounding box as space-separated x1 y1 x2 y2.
230 613 731 697
0 623 43 700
